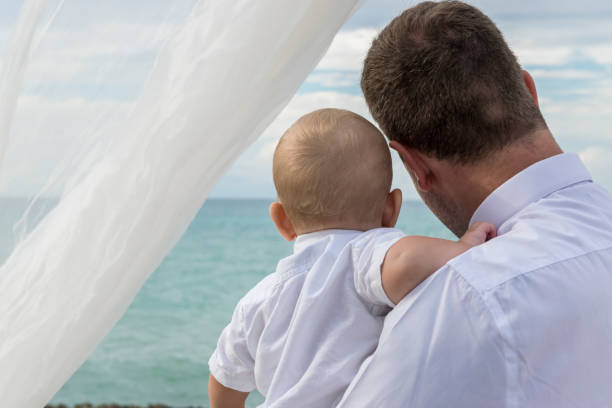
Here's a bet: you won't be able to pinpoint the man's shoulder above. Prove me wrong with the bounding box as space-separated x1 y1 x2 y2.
450 181 612 294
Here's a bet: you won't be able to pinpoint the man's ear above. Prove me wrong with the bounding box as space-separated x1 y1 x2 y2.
270 202 297 241
382 188 402 228
522 69 539 107
389 141 432 192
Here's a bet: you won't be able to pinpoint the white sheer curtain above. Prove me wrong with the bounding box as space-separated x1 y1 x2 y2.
0 0 47 168
0 0 363 405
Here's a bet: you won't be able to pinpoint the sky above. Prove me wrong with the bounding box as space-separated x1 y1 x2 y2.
210 0 612 199
0 0 611 199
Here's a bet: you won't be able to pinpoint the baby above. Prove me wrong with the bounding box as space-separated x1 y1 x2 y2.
208 108 494 407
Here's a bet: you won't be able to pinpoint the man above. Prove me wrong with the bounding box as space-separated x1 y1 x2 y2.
338 1 612 407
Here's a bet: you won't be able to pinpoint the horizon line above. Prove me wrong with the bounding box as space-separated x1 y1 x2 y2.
0 194 424 203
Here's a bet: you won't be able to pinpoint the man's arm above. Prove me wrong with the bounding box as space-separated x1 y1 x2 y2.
338 265 508 407
381 222 495 304
209 374 250 408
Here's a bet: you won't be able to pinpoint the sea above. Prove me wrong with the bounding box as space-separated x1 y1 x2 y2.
16 198 450 407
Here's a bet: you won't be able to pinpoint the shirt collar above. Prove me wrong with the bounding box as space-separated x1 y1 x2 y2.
470 153 592 228
293 229 360 253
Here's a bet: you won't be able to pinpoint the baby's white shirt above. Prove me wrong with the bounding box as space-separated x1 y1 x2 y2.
208 228 404 407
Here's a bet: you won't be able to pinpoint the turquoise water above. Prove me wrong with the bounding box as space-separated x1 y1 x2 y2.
43 199 452 407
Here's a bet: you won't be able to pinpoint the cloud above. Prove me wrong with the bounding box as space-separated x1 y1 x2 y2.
304 16 612 157
211 90 416 199
306 11 612 95
234 91 371 183
470 0 612 16
584 44 612 65
512 47 575 67
501 18 612 48
19 19 182 99
539 75 612 148
258 91 370 142
499 16 612 69
0 1 192 100
580 146 612 192
345 0 612 30
315 28 377 71
303 28 377 91
343 0 409 29
529 69 601 80
0 95 132 196
3 0 612 201
482 14 612 153
306 71 361 88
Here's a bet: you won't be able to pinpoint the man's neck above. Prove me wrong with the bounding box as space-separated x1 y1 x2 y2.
462 129 563 221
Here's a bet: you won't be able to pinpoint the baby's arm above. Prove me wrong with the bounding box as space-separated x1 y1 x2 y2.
209 375 249 408
381 222 496 304
209 297 258 408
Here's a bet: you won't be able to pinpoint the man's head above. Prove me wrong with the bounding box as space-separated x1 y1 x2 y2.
361 1 558 235
270 108 401 240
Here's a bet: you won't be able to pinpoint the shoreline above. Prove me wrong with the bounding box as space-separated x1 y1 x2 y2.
46 405 203 408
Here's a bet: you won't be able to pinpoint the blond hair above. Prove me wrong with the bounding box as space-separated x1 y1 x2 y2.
273 108 392 231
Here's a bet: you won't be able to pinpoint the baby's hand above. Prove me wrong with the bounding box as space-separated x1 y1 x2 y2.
459 222 497 247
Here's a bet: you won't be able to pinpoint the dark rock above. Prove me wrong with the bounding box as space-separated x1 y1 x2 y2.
47 404 203 408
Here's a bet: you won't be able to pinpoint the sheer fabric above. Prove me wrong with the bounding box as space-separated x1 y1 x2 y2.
0 0 362 405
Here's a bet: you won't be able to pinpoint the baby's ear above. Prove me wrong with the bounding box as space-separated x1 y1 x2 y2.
269 202 297 241
382 189 402 228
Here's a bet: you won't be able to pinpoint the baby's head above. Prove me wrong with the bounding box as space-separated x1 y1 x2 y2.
270 108 402 241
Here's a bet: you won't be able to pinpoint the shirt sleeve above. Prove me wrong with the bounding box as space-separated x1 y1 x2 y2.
208 300 257 392
351 228 405 309
338 266 508 408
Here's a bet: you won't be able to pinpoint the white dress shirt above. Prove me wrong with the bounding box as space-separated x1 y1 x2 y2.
338 153 612 408
209 228 404 407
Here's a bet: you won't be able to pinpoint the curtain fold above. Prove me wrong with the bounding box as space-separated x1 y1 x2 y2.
0 0 363 405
